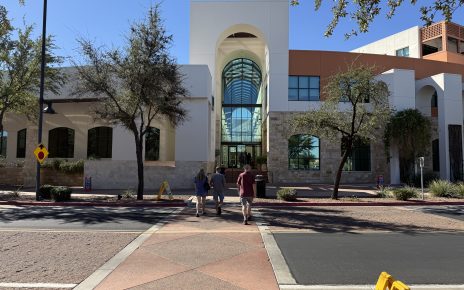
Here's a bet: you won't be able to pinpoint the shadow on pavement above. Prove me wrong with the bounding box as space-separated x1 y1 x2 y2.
258 206 457 233
0 206 168 225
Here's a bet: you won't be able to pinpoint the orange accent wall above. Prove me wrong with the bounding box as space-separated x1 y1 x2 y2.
423 51 464 65
289 50 464 79
289 50 464 100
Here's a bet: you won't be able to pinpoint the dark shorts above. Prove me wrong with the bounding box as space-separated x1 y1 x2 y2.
240 196 253 206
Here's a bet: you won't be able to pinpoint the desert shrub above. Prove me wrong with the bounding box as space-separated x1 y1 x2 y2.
451 183 464 198
276 188 297 201
122 189 135 199
50 186 72 202
429 179 454 197
58 160 84 174
392 186 418 201
376 186 392 198
39 184 54 199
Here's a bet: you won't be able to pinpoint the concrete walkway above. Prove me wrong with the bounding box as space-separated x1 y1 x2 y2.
93 205 279 290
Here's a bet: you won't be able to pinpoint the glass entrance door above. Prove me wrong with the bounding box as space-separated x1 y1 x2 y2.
228 146 237 168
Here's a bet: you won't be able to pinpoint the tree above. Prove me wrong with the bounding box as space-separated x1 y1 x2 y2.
290 0 463 38
0 5 64 157
384 109 431 184
292 64 391 199
74 5 188 200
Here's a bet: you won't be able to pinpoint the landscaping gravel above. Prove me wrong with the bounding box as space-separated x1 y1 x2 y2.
0 231 138 284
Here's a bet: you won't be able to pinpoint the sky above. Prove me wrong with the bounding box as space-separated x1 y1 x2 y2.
4 0 464 66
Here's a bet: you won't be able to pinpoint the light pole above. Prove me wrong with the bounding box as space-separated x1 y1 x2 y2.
36 0 47 201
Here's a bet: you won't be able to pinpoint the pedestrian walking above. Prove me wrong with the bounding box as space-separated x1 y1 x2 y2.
193 168 209 217
210 166 226 215
236 164 255 225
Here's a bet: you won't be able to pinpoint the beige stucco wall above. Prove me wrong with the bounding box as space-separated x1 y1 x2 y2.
84 160 215 190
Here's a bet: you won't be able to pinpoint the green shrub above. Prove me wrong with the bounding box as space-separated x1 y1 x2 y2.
451 183 464 198
392 186 418 201
41 159 84 174
50 186 72 202
58 160 84 174
376 186 392 198
122 189 135 199
429 179 454 197
39 184 54 199
276 188 297 201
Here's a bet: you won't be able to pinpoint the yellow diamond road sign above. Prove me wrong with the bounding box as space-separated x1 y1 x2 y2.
34 144 49 164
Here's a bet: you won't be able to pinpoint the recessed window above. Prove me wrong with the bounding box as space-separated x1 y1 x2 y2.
145 127 160 161
288 134 320 170
342 137 371 171
289 76 320 101
16 129 26 158
87 127 112 159
0 131 7 157
432 139 440 172
48 127 74 158
396 47 410 57
431 91 438 108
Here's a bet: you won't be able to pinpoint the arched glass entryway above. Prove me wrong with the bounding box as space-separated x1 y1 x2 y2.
221 58 262 168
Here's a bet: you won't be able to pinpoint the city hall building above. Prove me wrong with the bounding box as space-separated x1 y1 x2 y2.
1 0 464 189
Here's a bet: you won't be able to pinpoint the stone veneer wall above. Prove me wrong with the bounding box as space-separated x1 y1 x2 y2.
0 168 23 185
267 112 390 184
40 168 83 187
85 160 215 190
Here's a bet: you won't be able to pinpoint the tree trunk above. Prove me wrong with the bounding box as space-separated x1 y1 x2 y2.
134 133 144 200
333 140 352 199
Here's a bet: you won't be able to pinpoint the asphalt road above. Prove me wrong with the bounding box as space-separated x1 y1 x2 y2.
0 205 174 231
274 232 464 285
412 205 464 222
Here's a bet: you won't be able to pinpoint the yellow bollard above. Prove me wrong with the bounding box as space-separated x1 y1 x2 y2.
157 181 166 200
391 281 410 290
375 272 394 290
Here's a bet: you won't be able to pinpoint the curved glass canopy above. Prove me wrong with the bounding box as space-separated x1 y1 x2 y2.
221 58 263 168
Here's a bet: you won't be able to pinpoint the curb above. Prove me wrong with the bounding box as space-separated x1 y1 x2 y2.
0 200 187 207
253 201 464 207
1 200 464 208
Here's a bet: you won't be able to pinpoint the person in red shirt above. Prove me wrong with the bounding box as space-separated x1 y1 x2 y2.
236 164 255 225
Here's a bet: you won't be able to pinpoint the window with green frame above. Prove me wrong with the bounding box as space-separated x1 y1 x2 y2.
87 126 113 158
48 127 75 158
145 127 160 161
17 129 26 158
288 76 320 101
0 131 7 157
341 137 371 171
288 134 320 170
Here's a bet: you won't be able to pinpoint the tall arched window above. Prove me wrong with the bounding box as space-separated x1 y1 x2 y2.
145 127 160 161
17 129 27 158
288 134 320 170
0 131 7 157
221 58 262 168
87 127 113 158
48 127 74 158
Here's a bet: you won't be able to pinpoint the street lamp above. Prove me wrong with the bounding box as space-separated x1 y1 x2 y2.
36 0 48 201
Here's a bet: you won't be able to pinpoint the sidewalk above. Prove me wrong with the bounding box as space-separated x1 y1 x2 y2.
92 206 278 290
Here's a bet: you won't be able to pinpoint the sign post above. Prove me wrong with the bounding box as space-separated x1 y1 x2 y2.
419 157 425 200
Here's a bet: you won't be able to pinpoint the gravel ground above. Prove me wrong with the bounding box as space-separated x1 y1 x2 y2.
259 206 464 233
0 231 138 284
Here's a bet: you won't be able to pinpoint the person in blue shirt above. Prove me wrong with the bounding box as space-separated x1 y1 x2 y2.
193 168 209 217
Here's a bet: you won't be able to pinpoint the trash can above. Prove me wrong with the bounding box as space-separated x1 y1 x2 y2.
255 175 266 198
